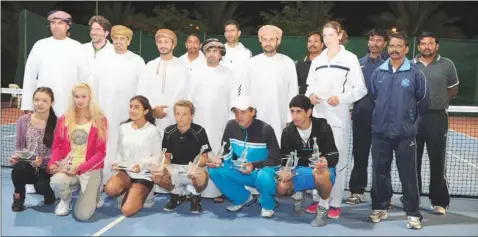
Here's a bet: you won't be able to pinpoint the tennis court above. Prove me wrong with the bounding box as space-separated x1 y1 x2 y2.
1 89 477 236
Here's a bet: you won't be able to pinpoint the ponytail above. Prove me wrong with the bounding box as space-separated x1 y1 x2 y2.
43 107 57 148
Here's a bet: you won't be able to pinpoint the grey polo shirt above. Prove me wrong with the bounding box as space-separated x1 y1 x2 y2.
413 54 459 110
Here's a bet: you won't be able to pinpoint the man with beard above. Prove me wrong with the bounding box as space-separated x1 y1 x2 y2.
21 10 90 116
188 39 236 202
368 32 429 230
137 29 189 137
221 20 252 96
295 31 324 95
413 32 459 215
179 33 206 72
82 15 113 66
347 29 388 205
89 25 146 197
240 25 299 143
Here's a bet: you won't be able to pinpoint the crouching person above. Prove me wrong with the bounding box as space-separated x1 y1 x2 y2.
275 95 339 227
151 100 211 213
47 83 107 221
104 96 162 217
207 96 281 218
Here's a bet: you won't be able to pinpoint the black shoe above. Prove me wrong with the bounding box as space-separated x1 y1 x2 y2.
190 195 202 214
163 194 186 212
12 194 25 212
44 193 56 205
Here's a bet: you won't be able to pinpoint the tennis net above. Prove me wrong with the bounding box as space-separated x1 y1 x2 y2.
1 88 477 197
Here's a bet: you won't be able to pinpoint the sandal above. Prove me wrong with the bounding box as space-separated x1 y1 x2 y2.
214 195 225 203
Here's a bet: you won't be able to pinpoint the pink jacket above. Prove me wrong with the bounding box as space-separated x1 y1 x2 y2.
48 115 107 175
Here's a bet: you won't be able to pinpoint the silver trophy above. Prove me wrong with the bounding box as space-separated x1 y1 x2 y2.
275 151 300 182
16 142 38 162
230 145 248 171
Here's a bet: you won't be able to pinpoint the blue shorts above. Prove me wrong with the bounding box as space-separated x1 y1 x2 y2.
292 166 336 193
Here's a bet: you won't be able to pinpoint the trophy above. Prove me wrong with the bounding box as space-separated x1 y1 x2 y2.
230 145 248 171
56 153 74 172
186 146 207 178
275 151 300 182
308 137 327 168
208 142 227 166
16 142 38 162
114 144 139 172
146 148 169 179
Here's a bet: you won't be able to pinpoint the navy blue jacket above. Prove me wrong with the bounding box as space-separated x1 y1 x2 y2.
369 58 430 139
352 52 388 120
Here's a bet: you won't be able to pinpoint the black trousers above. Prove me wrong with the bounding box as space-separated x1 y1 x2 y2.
416 109 450 208
11 161 54 199
371 136 421 217
349 109 373 194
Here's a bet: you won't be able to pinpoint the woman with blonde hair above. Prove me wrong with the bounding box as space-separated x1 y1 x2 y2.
305 21 367 221
47 83 108 221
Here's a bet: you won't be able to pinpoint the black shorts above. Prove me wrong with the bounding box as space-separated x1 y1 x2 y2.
119 171 154 191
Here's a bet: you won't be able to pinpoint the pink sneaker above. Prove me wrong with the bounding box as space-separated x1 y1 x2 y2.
306 202 318 214
328 207 341 219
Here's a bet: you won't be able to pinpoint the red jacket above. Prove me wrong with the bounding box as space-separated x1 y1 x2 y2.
48 115 107 175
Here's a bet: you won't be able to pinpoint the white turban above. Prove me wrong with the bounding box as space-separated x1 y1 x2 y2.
258 25 283 40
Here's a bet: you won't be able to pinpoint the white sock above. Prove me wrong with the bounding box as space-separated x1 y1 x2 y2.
319 198 330 210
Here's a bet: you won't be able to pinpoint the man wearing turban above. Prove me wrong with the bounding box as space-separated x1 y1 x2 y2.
137 28 189 137
187 38 236 203
88 25 146 206
21 10 90 116
239 24 299 166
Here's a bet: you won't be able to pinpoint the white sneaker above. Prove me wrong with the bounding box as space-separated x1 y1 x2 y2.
96 193 105 208
143 192 155 208
261 208 274 218
226 195 255 212
369 209 388 223
407 216 422 229
55 200 72 216
26 184 36 194
432 205 446 215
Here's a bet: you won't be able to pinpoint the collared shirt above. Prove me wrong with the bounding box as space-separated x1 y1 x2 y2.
413 54 459 110
162 123 212 165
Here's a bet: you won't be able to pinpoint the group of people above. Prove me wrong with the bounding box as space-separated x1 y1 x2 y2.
9 9 458 230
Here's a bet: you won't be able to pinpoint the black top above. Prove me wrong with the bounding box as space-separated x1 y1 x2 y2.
162 123 212 165
295 56 312 95
280 117 339 168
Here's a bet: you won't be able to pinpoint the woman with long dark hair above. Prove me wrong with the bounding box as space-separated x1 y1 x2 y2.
104 95 162 217
10 87 57 212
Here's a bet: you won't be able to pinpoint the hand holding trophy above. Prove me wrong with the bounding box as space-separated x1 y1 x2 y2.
275 151 299 183
56 153 75 176
231 145 248 171
148 148 169 177
207 141 227 168
187 146 207 179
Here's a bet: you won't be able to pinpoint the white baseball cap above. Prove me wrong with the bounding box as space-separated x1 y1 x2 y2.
231 96 255 111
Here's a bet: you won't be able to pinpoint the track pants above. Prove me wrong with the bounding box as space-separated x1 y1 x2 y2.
416 109 450 208
208 161 277 210
350 107 373 194
371 136 421 217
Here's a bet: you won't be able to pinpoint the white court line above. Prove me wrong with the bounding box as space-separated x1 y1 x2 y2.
449 129 478 141
92 215 126 237
447 151 478 169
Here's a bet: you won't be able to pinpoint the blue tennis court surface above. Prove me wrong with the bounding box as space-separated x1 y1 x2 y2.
2 167 477 236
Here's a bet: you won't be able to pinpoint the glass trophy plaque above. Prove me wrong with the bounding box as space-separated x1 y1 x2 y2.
186 146 207 178
275 151 299 182
16 143 38 162
230 145 248 171
56 154 74 172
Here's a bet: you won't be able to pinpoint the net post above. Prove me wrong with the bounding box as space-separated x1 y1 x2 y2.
139 30 143 56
